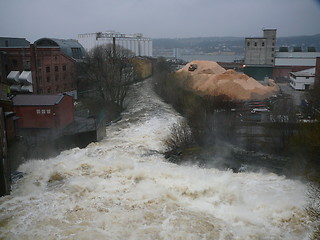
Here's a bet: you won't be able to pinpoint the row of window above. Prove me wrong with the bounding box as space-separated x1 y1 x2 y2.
38 83 75 94
36 109 51 114
37 56 61 66
37 74 69 84
45 65 67 73
247 42 275 47
71 48 82 59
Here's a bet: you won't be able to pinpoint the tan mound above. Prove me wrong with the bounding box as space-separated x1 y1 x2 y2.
177 61 279 101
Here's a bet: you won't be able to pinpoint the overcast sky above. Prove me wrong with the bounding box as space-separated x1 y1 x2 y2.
1 0 320 42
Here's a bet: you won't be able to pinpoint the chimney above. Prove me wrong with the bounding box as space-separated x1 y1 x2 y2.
315 57 320 85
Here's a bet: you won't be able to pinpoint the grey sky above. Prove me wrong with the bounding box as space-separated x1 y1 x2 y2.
1 0 320 42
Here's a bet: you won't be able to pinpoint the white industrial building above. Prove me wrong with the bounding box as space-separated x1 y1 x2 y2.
275 52 320 67
289 67 315 90
244 29 277 66
78 31 153 57
273 51 320 82
243 29 277 80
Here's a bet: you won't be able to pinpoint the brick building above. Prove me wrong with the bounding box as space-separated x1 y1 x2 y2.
0 37 85 97
13 94 74 129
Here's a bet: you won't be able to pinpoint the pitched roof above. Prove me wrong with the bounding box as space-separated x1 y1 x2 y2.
13 94 65 106
291 67 315 77
0 37 30 47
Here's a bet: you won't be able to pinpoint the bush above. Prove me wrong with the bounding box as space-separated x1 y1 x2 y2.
164 119 193 152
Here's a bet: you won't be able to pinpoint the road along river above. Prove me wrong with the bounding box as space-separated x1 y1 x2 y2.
0 79 313 239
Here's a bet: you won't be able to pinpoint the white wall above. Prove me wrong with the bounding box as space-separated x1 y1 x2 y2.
290 76 315 90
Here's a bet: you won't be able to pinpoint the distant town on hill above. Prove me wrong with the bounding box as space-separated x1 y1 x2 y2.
153 34 320 57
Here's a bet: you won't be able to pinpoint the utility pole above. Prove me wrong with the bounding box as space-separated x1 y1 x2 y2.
112 37 116 59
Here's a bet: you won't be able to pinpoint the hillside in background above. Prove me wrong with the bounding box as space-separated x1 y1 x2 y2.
153 34 320 56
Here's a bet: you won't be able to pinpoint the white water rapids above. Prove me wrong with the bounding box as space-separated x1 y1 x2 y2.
0 79 312 239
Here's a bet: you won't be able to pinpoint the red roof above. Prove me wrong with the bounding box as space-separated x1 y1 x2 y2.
13 94 65 106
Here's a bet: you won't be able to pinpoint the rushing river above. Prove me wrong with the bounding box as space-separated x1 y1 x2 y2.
0 79 313 239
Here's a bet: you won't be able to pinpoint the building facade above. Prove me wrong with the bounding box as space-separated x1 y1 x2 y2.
244 29 277 80
289 68 315 91
273 50 320 82
13 94 74 129
0 37 86 97
78 31 153 57
244 29 276 66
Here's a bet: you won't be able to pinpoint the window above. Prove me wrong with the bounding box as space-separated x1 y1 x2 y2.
62 65 66 71
71 48 82 59
262 42 265 46
5 40 8 47
38 76 42 85
55 75 59 82
47 76 50 82
306 77 309 79
37 59 41 67
47 88 51 93
41 109 46 114
36 109 40 114
46 66 50 73
247 42 250 47
272 48 274 51
24 61 31 71
55 66 59 72
38 88 43 94
254 42 257 47
12 59 18 68
46 109 51 114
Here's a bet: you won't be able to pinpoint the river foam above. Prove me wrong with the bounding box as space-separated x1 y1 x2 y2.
0 79 312 239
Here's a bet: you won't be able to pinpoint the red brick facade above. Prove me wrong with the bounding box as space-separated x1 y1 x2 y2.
0 39 84 95
13 94 74 129
30 45 77 94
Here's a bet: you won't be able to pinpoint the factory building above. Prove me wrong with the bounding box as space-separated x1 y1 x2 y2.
243 29 277 80
78 31 153 57
273 48 320 82
0 37 86 97
289 67 315 90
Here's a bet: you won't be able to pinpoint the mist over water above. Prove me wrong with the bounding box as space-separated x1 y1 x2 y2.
0 79 312 239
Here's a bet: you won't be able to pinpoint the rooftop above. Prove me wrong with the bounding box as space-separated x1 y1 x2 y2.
291 67 315 77
0 37 30 47
34 38 85 60
13 94 67 106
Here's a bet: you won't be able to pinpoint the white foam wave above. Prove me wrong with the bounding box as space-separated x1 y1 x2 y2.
0 80 312 239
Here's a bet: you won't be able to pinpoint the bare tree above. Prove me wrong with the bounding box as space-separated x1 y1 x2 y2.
164 119 194 152
84 44 135 109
